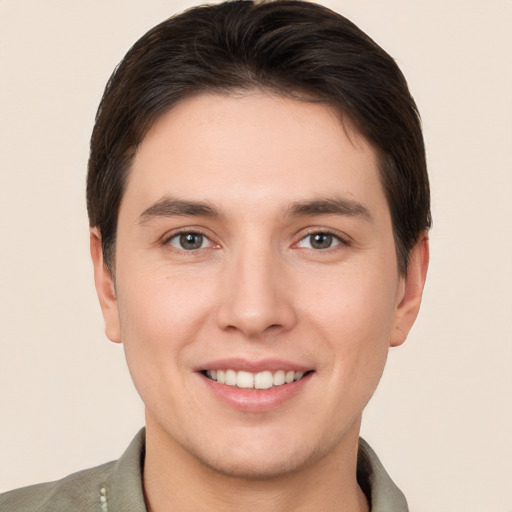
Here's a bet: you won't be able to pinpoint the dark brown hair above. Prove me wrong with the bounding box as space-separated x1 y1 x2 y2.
87 0 431 273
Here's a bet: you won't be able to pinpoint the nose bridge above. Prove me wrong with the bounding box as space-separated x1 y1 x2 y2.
216 237 295 337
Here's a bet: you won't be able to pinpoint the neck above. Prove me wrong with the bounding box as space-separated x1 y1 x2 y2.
142 415 369 512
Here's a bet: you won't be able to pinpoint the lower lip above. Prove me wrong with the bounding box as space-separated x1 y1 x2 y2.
200 372 313 413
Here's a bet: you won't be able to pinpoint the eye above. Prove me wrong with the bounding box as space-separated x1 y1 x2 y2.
297 232 342 250
167 232 211 251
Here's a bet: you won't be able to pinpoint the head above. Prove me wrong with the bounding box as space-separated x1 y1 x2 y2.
87 0 431 276
87 0 430 484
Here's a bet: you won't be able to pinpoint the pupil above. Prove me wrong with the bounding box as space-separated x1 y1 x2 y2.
311 233 332 249
180 233 203 249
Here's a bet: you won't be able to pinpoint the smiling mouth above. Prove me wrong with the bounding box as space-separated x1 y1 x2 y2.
202 369 311 390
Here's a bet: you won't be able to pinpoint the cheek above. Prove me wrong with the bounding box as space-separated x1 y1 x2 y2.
304 265 398 383
114 270 221 424
115 270 215 370
306 265 398 338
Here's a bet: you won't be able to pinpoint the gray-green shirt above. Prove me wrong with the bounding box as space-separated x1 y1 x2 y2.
0 430 408 511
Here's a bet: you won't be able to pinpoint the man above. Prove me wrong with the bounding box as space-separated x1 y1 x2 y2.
0 1 430 510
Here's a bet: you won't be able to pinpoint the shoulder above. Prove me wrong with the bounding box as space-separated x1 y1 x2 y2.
0 428 146 512
0 460 115 512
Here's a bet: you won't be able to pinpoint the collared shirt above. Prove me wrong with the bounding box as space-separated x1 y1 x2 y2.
0 429 408 511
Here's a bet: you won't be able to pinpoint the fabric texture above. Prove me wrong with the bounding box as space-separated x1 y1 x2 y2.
0 429 408 511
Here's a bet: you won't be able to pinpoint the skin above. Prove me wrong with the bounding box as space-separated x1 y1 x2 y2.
91 91 428 512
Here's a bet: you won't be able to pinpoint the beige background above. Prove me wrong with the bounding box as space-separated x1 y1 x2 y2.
1 0 511 510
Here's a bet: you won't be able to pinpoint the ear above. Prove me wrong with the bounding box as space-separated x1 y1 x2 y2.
390 233 429 347
90 228 122 343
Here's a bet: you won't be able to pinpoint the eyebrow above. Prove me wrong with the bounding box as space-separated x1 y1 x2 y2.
287 197 372 221
138 195 372 224
139 197 222 223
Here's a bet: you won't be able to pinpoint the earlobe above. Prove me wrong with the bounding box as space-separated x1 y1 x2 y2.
90 228 122 343
391 233 429 347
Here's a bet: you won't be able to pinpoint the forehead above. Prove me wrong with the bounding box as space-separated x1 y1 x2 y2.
122 91 388 221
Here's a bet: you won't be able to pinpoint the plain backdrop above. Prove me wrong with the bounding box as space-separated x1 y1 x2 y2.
1 0 511 510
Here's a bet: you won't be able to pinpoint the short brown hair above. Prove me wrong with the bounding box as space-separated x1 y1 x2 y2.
87 0 431 273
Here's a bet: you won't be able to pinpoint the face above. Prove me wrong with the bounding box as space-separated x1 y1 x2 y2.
92 91 427 479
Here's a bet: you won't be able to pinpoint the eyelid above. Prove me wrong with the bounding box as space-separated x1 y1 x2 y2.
169 233 209 250
162 227 219 251
294 227 351 249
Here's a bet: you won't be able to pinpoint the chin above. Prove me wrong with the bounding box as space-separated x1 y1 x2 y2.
200 444 317 481
182 425 330 481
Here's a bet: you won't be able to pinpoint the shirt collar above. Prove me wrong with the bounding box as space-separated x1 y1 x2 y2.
358 438 409 511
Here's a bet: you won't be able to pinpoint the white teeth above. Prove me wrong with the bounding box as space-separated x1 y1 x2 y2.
205 369 307 389
225 369 237 386
236 371 254 389
273 370 285 386
254 371 273 390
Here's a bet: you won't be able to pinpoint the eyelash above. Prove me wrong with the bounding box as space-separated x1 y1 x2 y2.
295 230 349 251
163 228 349 253
164 231 215 252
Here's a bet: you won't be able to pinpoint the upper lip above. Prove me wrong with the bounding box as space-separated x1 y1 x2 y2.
196 358 312 373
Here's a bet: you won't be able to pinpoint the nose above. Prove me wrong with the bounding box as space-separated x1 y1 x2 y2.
216 246 297 339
